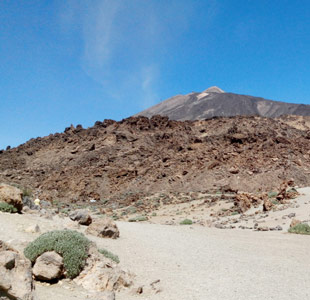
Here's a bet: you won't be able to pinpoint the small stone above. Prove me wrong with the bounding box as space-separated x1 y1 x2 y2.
0 251 16 270
25 224 40 233
257 226 269 231
288 213 296 218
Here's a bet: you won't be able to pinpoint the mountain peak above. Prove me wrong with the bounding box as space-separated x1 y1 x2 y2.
202 86 225 93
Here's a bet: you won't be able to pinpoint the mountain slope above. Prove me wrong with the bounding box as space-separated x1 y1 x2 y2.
136 87 310 120
1 115 310 205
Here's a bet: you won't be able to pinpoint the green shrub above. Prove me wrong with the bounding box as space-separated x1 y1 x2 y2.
0 202 17 213
268 191 278 198
288 223 310 235
98 248 120 264
24 230 91 278
22 188 32 197
231 211 239 216
180 219 193 225
128 215 148 222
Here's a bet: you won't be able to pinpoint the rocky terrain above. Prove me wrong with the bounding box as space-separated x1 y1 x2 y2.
1 115 310 208
136 86 310 120
1 182 310 300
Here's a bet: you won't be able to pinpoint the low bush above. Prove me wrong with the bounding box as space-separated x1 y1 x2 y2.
24 230 91 278
268 191 278 198
180 219 193 225
0 202 17 213
128 216 148 222
288 223 310 235
98 248 120 264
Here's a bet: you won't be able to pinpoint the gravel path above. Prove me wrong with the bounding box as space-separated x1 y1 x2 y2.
108 222 310 300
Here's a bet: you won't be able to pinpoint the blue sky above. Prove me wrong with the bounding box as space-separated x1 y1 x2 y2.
1 0 310 149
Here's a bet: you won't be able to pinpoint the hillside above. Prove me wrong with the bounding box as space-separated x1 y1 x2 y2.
1 115 310 205
136 87 310 120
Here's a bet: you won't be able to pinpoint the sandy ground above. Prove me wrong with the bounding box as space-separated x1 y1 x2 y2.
1 189 310 299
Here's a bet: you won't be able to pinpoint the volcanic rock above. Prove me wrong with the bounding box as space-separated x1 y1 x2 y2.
86 218 120 239
0 241 36 300
69 210 92 226
32 251 63 281
0 184 23 212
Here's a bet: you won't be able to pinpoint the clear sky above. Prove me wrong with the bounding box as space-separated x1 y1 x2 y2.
1 0 310 149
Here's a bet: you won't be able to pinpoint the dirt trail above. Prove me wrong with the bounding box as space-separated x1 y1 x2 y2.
112 222 310 300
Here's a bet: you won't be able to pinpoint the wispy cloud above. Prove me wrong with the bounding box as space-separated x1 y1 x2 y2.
58 1 214 110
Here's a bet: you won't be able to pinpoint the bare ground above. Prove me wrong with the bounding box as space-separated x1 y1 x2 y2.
1 188 310 299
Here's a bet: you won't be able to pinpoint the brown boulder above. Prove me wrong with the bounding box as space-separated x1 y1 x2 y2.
86 218 120 239
234 192 262 213
0 241 36 300
0 184 23 212
263 197 274 212
69 209 92 226
32 251 63 281
74 245 132 293
290 219 301 228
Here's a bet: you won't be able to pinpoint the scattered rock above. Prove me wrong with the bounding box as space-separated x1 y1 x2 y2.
25 224 40 234
270 225 282 231
0 241 36 300
256 226 269 231
288 213 296 218
0 183 23 212
86 218 120 239
234 192 262 213
74 245 132 292
69 209 92 226
290 219 301 228
32 251 64 281
214 223 225 229
22 196 36 210
263 197 274 212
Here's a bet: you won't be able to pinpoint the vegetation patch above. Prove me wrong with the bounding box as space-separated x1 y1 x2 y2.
128 215 148 222
0 202 17 213
98 248 120 264
268 191 278 198
288 223 310 235
24 230 91 278
180 219 193 225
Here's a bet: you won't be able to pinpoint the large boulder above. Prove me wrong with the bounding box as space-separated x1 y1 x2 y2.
0 184 23 212
74 245 132 293
69 209 92 226
0 241 36 300
32 251 64 281
86 218 120 239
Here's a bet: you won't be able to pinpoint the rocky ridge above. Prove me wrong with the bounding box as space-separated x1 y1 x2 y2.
0 115 310 206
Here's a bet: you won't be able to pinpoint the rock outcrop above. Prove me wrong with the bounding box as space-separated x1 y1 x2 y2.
75 245 132 294
0 241 36 300
0 184 23 212
1 115 310 207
